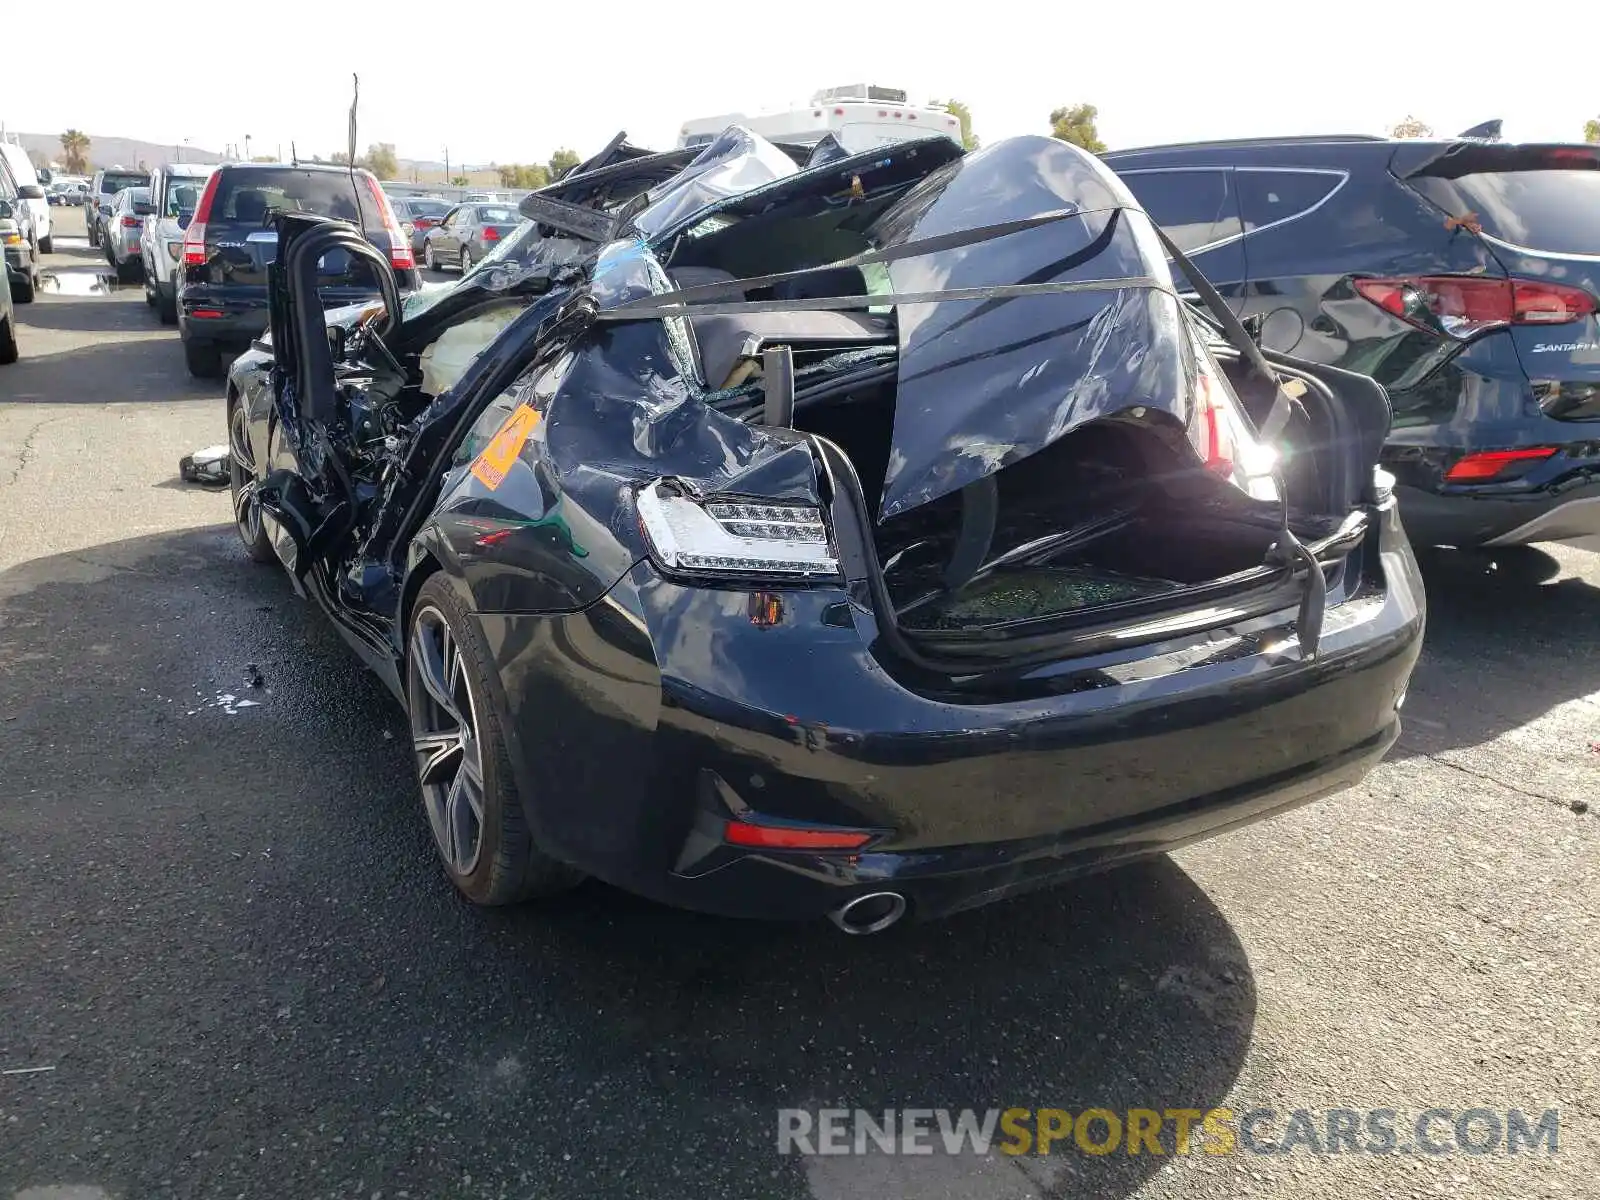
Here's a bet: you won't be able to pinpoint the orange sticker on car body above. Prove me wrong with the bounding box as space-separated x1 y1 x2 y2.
470 403 541 490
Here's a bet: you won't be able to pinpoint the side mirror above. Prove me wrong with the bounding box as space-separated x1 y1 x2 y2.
99 203 112 216
0 200 12 220
134 203 156 217
18 184 46 200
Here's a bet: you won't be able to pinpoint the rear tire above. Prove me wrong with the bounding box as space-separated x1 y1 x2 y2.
228 392 275 564
10 272 34 304
183 336 222 379
458 246 471 274
115 256 141 284
423 241 436 271
0 313 18 365
158 291 177 325
87 220 98 248
407 574 584 906
39 235 53 256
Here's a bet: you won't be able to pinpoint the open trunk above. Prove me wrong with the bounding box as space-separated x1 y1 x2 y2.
793 343 1372 666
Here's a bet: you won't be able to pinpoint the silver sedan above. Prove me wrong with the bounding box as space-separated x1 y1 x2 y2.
105 187 152 283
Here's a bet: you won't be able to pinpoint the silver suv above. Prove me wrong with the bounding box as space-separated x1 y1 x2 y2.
84 167 149 249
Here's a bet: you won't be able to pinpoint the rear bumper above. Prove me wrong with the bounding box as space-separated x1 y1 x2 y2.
473 500 1425 923
5 245 35 278
180 292 269 345
652 724 1396 921
1396 477 1600 547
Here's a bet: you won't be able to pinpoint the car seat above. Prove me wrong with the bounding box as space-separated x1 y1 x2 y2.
231 189 270 225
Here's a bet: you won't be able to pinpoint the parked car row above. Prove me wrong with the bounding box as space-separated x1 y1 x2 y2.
79 159 417 377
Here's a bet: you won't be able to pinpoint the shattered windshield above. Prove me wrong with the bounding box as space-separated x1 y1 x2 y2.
632 126 799 239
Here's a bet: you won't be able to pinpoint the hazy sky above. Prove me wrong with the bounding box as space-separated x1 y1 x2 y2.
5 2 1588 164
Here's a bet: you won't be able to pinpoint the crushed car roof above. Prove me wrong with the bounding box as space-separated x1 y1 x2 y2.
422 127 1198 520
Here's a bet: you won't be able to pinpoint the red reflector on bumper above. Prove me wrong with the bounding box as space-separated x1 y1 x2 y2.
724 820 874 850
1444 446 1559 482
190 309 224 319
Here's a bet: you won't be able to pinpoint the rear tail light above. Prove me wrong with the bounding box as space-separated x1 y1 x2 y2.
1185 326 1279 501
635 480 840 581
1354 276 1597 339
181 170 222 266
1444 446 1559 482
120 215 139 227
482 226 500 242
361 174 415 271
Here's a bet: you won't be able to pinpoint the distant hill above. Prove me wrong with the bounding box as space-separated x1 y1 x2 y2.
9 131 506 186
9 131 228 172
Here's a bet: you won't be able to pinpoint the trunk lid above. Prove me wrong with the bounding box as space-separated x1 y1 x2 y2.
1395 141 1600 421
863 137 1188 519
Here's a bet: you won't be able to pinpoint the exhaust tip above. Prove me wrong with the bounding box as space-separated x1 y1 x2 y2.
829 891 908 935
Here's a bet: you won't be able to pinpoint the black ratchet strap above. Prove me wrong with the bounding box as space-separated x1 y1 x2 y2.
596 275 1168 320
596 205 1148 321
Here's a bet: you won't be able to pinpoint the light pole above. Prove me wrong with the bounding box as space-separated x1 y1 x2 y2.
245 134 253 161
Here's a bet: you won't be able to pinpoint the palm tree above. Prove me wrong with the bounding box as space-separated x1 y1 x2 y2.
59 129 90 174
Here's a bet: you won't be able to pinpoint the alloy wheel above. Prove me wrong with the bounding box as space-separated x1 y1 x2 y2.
408 605 486 877
228 400 262 548
424 241 435 271
459 247 471 274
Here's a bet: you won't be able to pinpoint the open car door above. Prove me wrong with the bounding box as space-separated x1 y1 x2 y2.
256 211 403 582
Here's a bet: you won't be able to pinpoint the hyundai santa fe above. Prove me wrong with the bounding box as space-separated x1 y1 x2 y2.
221 128 1424 930
1105 132 1600 550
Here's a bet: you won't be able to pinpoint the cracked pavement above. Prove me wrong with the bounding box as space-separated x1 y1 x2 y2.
1 212 1596 1200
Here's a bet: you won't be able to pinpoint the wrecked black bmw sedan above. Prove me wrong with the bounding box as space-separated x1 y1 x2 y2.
225 128 1424 931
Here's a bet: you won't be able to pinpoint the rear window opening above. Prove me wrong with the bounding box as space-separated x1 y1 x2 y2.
100 172 148 194
1406 164 1600 257
213 168 379 233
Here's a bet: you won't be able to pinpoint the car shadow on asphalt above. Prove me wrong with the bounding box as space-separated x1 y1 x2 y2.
1 332 219 402
0 526 1257 1200
1392 545 1600 760
18 288 165 336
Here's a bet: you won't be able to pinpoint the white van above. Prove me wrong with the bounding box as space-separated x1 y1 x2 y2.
0 142 52 254
678 85 964 156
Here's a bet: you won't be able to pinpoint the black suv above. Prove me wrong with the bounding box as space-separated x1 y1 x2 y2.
177 162 419 378
1104 135 1600 549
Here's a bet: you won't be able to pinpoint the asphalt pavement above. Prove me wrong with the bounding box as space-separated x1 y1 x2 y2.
1 209 1595 1200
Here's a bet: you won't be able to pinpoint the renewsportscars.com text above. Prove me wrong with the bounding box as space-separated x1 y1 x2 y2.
777 1107 1559 1157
